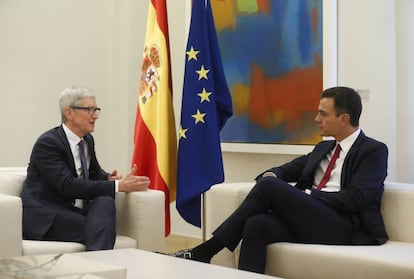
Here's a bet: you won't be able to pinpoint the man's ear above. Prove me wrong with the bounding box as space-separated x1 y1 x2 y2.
340 113 351 127
64 107 73 121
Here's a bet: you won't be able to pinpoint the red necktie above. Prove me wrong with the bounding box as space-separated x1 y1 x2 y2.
317 144 341 190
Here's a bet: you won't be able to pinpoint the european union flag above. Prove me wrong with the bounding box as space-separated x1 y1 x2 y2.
176 0 233 227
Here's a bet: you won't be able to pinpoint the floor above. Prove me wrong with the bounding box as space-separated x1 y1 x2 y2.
165 234 203 253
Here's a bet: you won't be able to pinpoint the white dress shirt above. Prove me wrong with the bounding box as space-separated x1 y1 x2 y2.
62 123 90 178
62 124 119 193
313 129 361 192
62 124 92 208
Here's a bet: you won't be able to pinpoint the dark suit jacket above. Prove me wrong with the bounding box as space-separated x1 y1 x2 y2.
264 131 388 245
21 125 115 240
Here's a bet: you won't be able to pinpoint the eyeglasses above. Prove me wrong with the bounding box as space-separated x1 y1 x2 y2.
70 106 101 116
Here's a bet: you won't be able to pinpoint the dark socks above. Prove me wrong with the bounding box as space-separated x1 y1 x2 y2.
191 237 224 263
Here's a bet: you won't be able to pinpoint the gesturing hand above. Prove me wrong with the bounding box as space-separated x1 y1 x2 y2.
108 169 122 181
118 164 150 192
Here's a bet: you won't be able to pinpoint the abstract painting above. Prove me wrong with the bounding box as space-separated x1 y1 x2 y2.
211 0 323 144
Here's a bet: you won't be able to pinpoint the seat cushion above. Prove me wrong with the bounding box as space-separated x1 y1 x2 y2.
264 241 414 279
22 240 85 256
22 235 137 256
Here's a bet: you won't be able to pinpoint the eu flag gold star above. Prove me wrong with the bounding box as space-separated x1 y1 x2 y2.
179 125 188 139
186 46 200 61
198 88 212 103
192 109 206 124
196 65 209 80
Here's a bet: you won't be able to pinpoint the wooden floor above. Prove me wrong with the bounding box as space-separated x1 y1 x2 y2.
164 234 203 253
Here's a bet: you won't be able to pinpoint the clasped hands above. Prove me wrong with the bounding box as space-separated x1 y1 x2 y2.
108 164 150 192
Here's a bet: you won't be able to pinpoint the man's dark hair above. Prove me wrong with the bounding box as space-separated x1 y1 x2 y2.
321 86 362 127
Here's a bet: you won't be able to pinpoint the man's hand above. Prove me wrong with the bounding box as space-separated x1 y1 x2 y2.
108 169 122 181
118 164 150 192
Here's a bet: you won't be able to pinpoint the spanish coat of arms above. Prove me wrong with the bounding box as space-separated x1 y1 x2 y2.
140 45 162 104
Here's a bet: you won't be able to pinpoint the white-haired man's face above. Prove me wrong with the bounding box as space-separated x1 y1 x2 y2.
64 97 99 137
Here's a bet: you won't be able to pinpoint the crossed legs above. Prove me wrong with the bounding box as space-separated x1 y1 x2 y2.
210 177 353 273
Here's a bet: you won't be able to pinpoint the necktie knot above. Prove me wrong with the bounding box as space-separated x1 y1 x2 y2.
78 139 84 149
333 143 342 157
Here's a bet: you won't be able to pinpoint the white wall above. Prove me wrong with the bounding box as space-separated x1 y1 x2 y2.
337 0 397 180
1 0 412 238
395 0 414 181
0 0 186 173
0 0 114 168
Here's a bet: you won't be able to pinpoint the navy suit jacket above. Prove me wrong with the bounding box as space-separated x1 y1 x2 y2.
21 125 115 240
265 131 388 244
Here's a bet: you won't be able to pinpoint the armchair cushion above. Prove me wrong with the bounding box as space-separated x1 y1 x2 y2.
21 236 137 256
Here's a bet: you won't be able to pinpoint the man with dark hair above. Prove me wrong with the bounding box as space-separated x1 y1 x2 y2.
171 86 389 274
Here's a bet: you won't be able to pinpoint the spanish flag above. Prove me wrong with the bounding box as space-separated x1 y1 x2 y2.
132 0 176 236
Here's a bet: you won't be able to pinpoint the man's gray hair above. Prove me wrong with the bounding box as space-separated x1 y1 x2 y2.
59 86 95 123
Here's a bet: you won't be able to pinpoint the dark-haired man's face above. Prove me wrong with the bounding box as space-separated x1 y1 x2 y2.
314 97 343 138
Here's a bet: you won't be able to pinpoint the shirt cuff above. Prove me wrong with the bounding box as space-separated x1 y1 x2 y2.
114 180 119 192
262 172 277 178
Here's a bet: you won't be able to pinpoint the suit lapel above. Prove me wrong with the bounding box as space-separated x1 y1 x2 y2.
344 131 366 160
83 134 94 163
311 140 336 168
296 140 335 189
83 134 99 178
340 131 366 186
57 125 77 176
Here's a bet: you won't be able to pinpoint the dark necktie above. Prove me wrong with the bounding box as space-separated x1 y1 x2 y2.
78 139 89 179
317 144 341 190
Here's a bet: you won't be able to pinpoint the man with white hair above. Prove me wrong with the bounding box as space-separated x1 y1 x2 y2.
21 86 150 250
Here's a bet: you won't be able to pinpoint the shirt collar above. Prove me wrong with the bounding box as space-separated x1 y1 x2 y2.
337 128 361 154
62 123 82 147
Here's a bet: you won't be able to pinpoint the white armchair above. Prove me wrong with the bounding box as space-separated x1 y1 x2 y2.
0 168 165 258
204 182 414 279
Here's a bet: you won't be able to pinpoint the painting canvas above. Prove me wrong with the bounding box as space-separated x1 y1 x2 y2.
211 0 323 145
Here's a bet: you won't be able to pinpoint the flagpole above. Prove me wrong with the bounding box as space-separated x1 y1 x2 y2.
202 193 207 241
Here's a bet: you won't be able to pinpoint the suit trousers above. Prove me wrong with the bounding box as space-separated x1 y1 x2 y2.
213 177 353 273
43 196 116 251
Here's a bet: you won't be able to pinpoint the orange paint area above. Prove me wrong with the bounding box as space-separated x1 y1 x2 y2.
235 63 322 140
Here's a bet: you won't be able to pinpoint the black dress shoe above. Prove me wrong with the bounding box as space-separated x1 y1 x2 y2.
169 249 193 260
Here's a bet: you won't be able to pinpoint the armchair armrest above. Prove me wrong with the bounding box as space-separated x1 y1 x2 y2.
204 182 254 268
0 194 23 257
115 190 165 252
205 182 254 236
